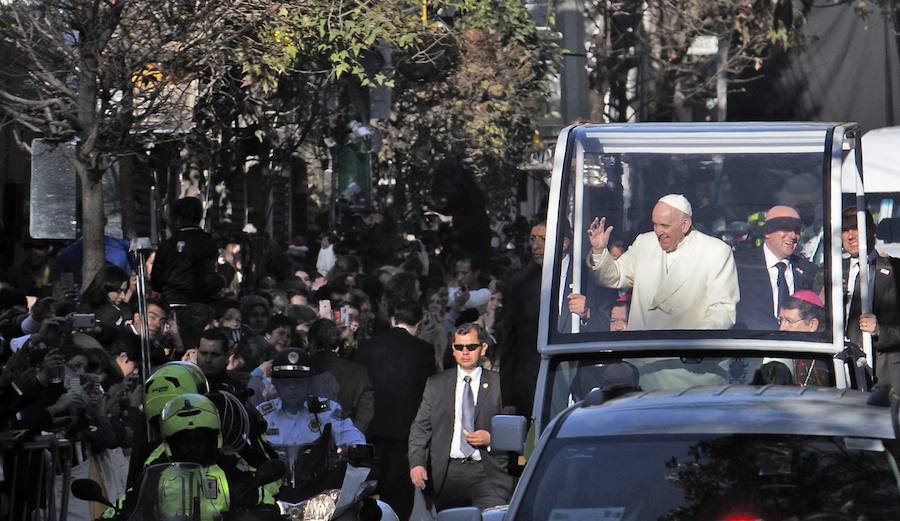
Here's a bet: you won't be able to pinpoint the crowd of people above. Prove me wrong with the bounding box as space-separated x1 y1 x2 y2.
0 195 550 521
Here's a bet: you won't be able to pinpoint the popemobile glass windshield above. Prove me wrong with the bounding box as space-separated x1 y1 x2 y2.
546 124 854 347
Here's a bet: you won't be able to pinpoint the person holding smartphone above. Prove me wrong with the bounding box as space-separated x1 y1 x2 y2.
445 256 492 331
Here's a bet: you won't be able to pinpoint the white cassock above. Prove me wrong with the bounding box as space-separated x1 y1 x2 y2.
589 230 739 330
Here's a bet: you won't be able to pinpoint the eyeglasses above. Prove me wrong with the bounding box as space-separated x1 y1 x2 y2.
773 226 802 234
777 316 809 326
452 343 481 352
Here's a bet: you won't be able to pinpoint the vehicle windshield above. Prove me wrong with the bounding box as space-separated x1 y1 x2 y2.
516 434 900 521
550 126 836 344
544 354 837 421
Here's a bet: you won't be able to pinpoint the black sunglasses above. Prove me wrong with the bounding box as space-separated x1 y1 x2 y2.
452 343 481 352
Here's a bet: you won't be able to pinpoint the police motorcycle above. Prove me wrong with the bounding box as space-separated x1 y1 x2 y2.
258 349 398 521
274 442 398 521
72 393 284 521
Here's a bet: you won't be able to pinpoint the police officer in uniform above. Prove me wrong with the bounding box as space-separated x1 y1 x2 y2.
257 348 365 499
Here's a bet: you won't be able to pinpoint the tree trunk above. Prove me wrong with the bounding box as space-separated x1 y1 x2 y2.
80 170 106 287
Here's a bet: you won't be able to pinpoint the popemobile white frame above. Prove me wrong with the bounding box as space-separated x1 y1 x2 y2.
532 122 871 435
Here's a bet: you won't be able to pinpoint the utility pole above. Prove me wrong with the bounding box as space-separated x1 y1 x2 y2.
556 0 589 124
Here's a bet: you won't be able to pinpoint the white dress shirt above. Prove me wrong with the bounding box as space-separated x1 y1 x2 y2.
450 366 482 460
846 252 877 320
558 254 570 315
763 244 795 318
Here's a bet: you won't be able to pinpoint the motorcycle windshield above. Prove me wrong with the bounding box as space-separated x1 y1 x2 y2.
128 463 225 521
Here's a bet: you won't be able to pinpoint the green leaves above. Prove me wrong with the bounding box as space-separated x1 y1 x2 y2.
377 0 558 221
250 0 425 87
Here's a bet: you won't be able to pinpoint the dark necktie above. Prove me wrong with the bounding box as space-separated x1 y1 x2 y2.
460 375 475 457
776 262 789 315
848 260 862 320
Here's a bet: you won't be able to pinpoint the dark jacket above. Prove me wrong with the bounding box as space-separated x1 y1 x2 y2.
735 247 816 331
846 254 900 353
151 227 222 305
408 368 512 501
354 328 436 440
556 255 618 334
312 350 375 432
499 263 542 416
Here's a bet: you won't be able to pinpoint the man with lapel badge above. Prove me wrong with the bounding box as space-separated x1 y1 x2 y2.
841 207 900 390
408 322 513 511
735 205 817 330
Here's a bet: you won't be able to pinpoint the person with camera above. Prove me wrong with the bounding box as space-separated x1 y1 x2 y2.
0 318 72 432
444 256 491 332
80 265 132 330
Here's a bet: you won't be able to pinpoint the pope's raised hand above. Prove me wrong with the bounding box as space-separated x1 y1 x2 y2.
587 217 613 254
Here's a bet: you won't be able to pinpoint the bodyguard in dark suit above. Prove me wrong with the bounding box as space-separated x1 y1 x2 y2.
409 323 513 511
354 301 436 521
499 223 545 417
841 208 900 389
308 319 375 432
735 205 817 330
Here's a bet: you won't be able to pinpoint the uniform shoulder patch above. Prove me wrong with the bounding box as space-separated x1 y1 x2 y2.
258 401 276 415
266 427 279 436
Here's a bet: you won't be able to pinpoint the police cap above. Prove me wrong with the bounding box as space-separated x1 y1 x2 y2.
272 348 314 378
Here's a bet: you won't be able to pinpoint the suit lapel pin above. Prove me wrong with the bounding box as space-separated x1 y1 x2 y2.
483 383 489 389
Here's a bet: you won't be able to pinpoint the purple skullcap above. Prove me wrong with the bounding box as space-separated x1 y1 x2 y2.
791 289 824 309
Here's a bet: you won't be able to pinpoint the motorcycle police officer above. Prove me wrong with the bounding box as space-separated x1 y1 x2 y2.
257 348 364 499
104 393 278 521
257 348 365 448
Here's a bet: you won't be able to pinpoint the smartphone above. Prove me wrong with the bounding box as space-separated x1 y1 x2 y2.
340 305 350 327
318 300 333 320
64 372 82 392
87 382 104 400
72 313 96 330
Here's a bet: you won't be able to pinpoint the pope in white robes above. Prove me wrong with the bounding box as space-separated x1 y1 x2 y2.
586 194 739 330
